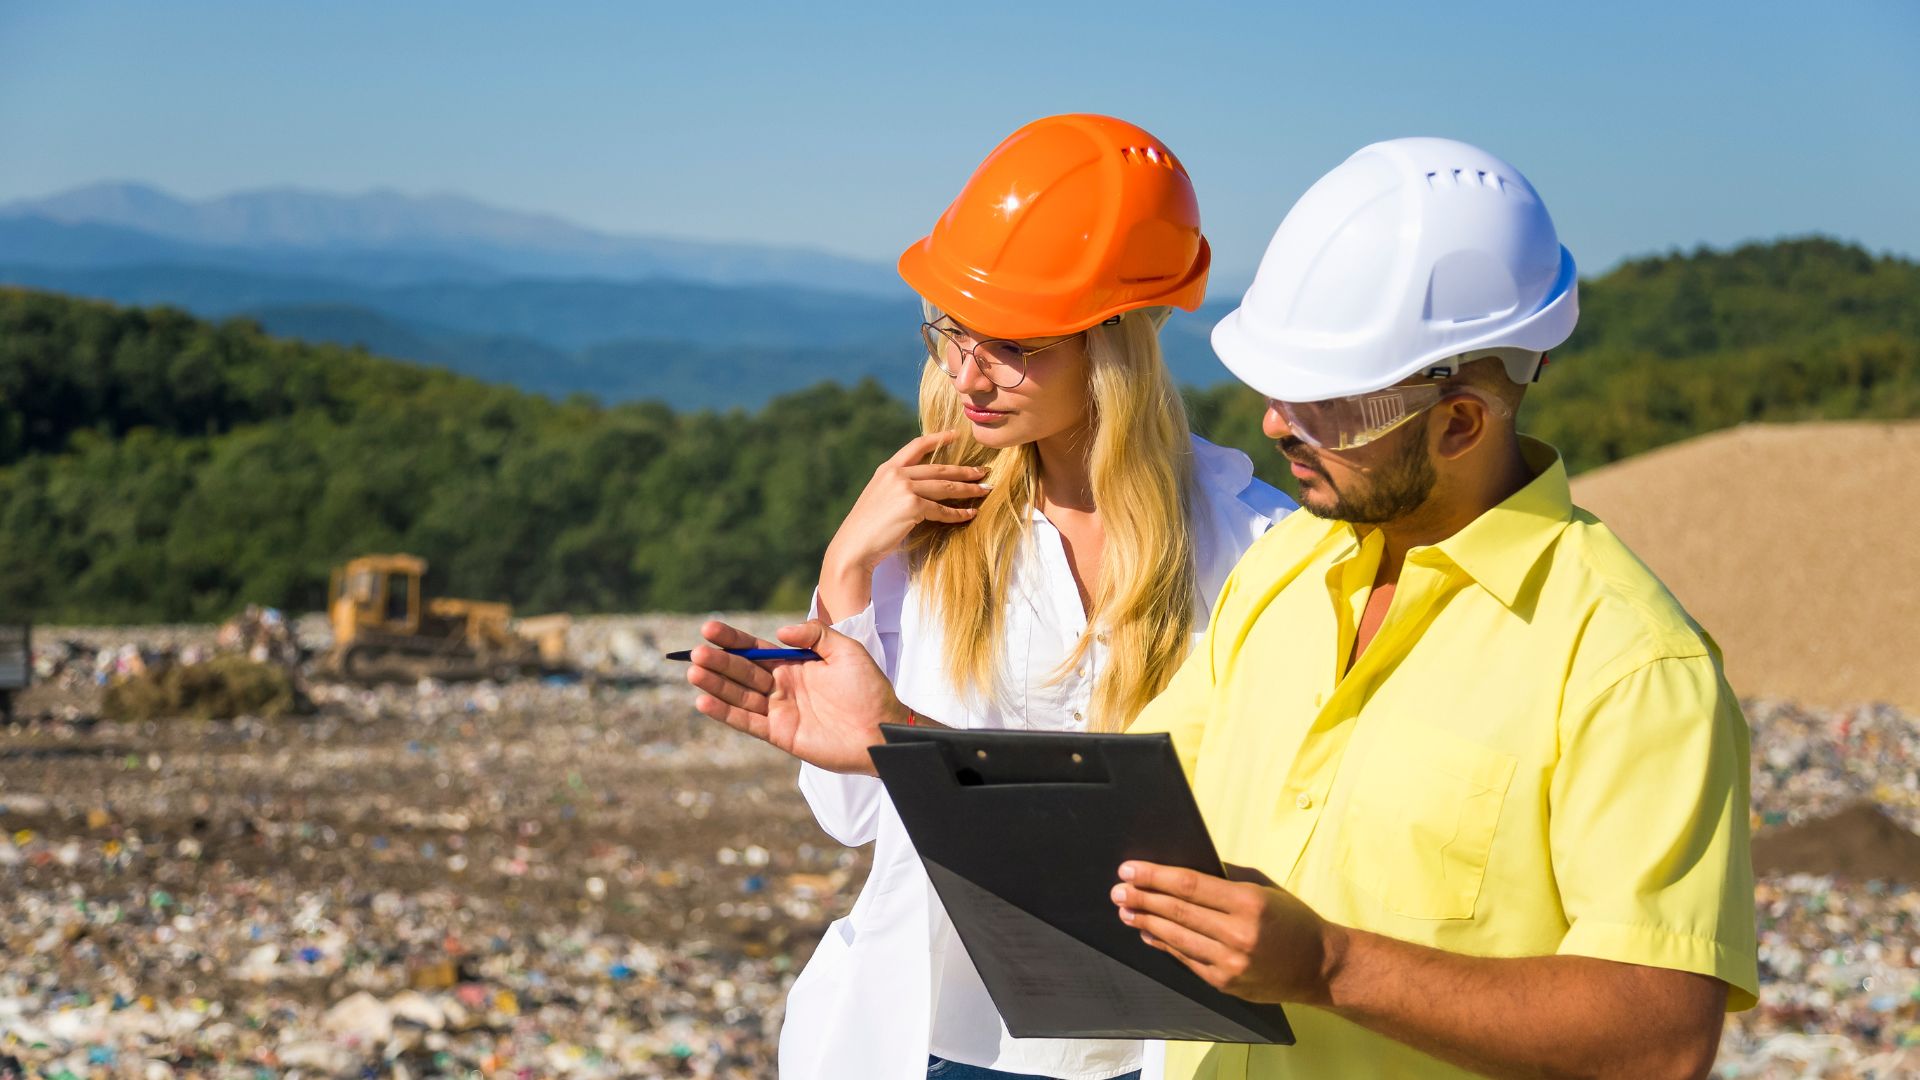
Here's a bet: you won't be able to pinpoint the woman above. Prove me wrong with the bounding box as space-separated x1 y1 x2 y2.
741 115 1293 1080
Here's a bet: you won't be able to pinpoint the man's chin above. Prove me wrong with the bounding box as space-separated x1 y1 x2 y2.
1300 498 1346 521
1295 481 1344 520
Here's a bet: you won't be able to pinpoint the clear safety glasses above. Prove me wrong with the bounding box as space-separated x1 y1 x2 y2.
1275 383 1511 451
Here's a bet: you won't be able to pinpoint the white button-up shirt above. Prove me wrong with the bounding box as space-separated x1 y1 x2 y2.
780 436 1294 1080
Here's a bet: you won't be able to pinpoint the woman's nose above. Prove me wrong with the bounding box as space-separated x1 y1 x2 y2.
953 350 997 394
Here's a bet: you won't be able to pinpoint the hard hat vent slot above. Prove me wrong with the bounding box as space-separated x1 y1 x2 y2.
1119 146 1179 171
1425 168 1507 192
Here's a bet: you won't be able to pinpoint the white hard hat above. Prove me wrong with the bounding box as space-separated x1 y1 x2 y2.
1212 137 1578 403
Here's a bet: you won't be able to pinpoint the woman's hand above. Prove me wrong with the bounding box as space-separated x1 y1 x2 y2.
687 619 910 775
818 431 990 619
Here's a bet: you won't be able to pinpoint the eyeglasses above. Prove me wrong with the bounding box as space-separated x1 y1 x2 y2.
1275 383 1511 451
919 320 1093 390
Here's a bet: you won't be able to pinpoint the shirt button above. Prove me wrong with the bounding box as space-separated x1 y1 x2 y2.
1072 711 1083 724
1295 793 1313 810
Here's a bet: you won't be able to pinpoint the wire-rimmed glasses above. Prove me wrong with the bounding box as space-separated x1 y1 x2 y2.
919 320 1085 390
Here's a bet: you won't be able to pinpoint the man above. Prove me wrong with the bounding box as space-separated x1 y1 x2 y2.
689 138 1756 1079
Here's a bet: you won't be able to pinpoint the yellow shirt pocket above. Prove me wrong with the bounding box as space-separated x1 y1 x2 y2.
1338 724 1517 921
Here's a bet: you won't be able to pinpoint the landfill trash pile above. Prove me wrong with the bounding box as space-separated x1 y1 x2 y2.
213 607 301 669
1747 698 1920 836
26 629 222 724
2 622 1916 1078
18 613 796 724
26 617 318 730
1720 872 1920 1078
2 617 851 1079
1723 698 1920 1078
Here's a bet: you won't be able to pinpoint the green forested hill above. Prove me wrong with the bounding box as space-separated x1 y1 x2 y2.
4 237 1916 621
0 292 914 619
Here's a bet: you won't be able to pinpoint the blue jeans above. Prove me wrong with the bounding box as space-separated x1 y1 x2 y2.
927 1057 1141 1080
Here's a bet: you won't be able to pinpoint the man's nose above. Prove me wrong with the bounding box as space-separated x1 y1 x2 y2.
1262 400 1291 440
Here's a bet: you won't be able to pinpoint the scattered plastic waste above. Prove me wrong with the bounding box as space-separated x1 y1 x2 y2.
7 620 1910 1076
0 614 831 1078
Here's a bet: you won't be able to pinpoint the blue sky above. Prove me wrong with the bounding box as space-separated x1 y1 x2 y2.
2 0 1916 289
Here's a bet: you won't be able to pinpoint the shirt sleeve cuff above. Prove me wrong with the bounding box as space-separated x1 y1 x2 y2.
1557 919 1759 1011
807 586 883 662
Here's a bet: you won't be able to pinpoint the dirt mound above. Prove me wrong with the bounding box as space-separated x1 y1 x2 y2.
1753 803 1920 882
1568 421 1920 710
101 654 304 721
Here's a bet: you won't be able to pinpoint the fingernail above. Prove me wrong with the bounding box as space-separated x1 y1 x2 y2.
1119 864 1136 881
978 482 994 491
1119 907 1135 923
1110 884 1126 903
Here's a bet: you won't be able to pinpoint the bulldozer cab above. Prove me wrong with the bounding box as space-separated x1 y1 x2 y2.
330 554 426 647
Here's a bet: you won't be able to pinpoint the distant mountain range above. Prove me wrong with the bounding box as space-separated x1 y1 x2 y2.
1 182 907 294
0 260 910 350
0 181 1239 406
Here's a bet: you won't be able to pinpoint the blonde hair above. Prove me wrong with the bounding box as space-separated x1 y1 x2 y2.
904 306 1198 731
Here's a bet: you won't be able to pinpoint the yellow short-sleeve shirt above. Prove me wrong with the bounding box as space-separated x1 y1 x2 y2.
1133 440 1757 1080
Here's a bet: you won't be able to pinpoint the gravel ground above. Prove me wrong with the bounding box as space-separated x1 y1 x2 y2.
3 617 861 1078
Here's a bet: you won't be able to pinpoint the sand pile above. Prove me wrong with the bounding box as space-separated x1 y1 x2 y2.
1569 421 1920 710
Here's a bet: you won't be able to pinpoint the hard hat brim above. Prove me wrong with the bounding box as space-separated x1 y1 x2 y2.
899 236 1212 341
1212 246 1579 402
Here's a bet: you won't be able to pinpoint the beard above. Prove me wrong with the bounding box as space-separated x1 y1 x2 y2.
1284 430 1437 525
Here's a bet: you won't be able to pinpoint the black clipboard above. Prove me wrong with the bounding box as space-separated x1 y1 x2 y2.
868 725 1294 1044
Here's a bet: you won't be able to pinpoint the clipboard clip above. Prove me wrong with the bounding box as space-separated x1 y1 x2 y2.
922 734 1114 787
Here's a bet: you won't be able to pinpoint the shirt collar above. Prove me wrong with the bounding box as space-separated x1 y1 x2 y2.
1189 434 1255 495
1426 438 1574 608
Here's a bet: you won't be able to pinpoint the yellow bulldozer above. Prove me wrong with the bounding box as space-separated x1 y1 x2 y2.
324 554 569 681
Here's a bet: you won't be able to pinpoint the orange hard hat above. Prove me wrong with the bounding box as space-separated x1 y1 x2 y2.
898 114 1211 340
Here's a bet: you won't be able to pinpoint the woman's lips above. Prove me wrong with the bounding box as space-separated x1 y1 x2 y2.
963 405 1009 424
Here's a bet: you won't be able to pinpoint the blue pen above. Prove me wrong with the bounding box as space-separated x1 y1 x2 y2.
665 648 822 662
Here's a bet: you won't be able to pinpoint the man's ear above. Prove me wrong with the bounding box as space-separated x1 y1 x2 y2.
1433 394 1494 462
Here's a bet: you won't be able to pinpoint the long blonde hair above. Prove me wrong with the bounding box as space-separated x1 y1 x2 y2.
904 306 1198 731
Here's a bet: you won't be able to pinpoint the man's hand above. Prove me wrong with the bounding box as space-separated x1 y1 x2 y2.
1114 861 1729 1080
686 619 908 775
1110 860 1342 1006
